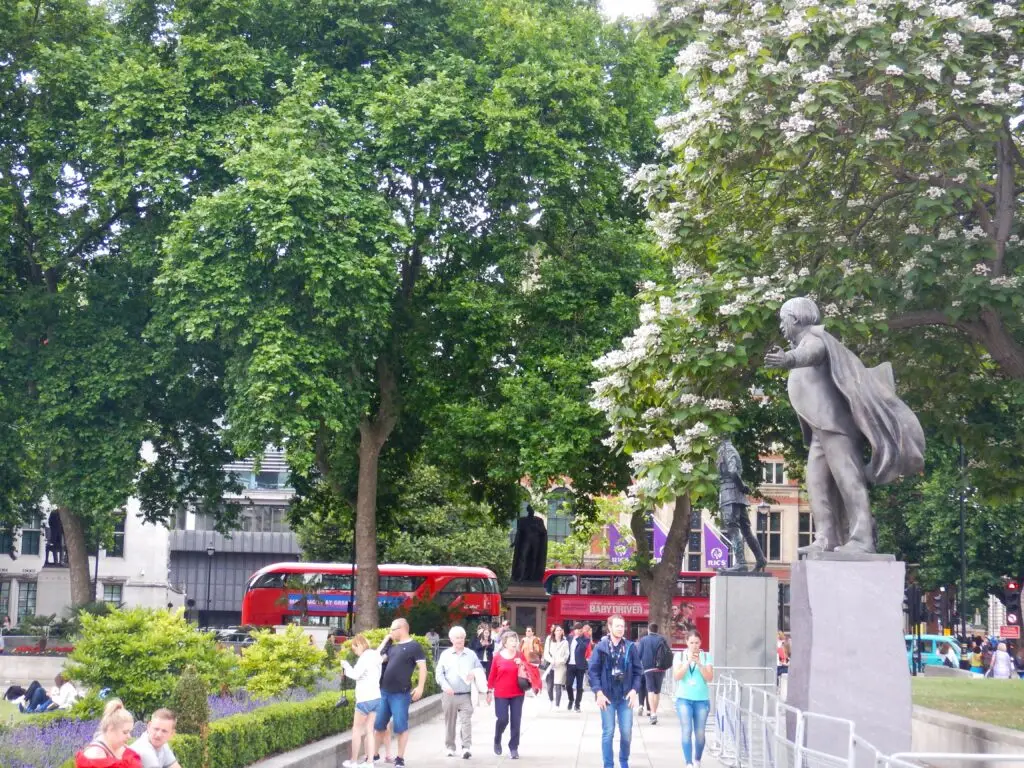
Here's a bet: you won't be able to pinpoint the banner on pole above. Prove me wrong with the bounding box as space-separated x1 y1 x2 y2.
703 523 730 570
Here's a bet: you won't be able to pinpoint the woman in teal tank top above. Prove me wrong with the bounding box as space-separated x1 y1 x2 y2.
674 630 714 768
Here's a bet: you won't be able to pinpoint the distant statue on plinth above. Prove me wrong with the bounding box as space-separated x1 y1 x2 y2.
511 505 547 583
764 297 925 554
44 510 66 567
716 438 766 572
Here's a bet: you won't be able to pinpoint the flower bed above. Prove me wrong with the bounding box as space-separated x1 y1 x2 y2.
6 645 75 656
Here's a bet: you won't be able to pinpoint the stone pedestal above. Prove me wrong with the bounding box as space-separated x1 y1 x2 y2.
710 572 778 689
788 558 910 760
36 567 72 617
503 583 548 632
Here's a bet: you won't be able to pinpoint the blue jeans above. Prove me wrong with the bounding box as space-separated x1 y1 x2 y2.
676 698 710 763
599 697 634 768
375 690 412 734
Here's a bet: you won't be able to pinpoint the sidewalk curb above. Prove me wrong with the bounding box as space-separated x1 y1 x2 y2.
252 694 444 768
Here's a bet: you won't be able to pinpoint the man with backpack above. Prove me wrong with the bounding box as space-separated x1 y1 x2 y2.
589 615 643 768
636 622 672 724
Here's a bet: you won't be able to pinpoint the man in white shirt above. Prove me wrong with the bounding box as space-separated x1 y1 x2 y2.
435 626 482 759
131 708 182 768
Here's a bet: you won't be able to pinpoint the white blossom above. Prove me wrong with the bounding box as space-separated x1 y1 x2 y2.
924 186 945 199
972 263 992 276
993 3 1016 16
885 65 904 76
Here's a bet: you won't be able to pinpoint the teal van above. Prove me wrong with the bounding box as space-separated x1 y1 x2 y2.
905 634 960 671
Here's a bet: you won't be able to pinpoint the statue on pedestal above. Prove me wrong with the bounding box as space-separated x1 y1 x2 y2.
764 297 925 554
716 438 767 573
44 510 66 567
511 505 547 583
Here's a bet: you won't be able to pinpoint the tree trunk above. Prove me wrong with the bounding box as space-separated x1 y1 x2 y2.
352 358 400 632
58 508 94 607
634 495 692 636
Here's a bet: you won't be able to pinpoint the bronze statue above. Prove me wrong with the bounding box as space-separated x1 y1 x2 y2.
44 510 66 567
511 505 548 583
716 438 767 572
764 297 925 554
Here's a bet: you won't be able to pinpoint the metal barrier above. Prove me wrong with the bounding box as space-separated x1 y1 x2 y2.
708 675 1024 768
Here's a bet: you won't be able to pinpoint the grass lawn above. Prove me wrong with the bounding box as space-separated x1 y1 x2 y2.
912 677 1024 731
0 698 29 724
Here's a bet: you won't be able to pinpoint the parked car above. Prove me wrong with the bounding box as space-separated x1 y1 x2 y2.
905 634 960 671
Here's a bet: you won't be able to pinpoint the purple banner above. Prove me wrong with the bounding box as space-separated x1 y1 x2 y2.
703 523 730 570
606 518 667 563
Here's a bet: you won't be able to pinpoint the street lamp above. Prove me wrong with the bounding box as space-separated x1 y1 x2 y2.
205 544 215 628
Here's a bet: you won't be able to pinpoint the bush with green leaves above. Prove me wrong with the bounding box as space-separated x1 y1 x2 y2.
340 630 438 696
64 607 240 718
171 666 210 735
239 625 327 698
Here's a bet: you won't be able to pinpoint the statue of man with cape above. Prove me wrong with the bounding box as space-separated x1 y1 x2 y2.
764 297 925 554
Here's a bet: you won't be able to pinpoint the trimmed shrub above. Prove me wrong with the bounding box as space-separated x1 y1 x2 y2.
239 625 327 698
171 665 210 735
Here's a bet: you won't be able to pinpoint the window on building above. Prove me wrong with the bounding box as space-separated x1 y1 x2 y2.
238 505 291 533
545 489 573 543
0 581 10 618
0 530 14 555
779 583 791 632
16 581 36 623
798 509 815 550
20 514 41 556
107 516 125 558
687 510 702 572
103 583 123 606
761 461 786 485
756 508 782 562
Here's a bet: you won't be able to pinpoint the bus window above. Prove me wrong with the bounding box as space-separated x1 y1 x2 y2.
466 578 486 593
486 578 501 593
381 576 426 592
249 573 286 589
632 578 647 596
580 576 611 596
547 575 578 595
320 574 352 591
698 578 711 597
436 578 469 606
676 578 698 597
612 576 630 596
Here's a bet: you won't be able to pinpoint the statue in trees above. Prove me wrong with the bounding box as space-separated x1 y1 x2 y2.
764 298 925 554
716 438 766 572
44 510 66 567
511 505 548 583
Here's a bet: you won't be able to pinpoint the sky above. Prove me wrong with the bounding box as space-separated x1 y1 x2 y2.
600 0 657 19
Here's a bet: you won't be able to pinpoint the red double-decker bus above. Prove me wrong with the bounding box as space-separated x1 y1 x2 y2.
543 568 713 648
241 562 502 628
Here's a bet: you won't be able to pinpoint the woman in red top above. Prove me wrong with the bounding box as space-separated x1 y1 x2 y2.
487 631 540 759
75 699 143 768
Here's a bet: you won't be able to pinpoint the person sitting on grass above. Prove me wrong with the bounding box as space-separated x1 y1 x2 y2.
18 674 78 713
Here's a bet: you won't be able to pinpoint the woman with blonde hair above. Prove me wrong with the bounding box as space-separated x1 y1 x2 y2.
75 699 142 767
341 633 384 768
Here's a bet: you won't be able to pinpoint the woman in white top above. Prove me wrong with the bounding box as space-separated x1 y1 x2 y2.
542 625 570 710
986 642 1015 680
342 634 384 768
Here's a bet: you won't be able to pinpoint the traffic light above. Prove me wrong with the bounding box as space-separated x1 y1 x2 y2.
1004 580 1021 626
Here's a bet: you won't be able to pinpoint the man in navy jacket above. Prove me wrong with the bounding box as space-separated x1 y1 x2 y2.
566 622 589 711
588 615 642 768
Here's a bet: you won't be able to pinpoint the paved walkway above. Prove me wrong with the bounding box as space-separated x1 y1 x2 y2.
392 688 722 768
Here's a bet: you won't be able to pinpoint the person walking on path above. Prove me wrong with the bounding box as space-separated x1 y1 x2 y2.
131 708 181 768
520 627 543 666
543 625 570 709
75 699 143 768
341 634 384 768
675 630 714 768
435 626 482 759
588 615 642 768
375 618 428 768
471 625 495 678
636 622 671 724
986 641 1015 679
566 622 590 712
487 630 541 759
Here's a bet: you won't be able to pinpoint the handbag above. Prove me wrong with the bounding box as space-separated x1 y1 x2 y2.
517 666 532 692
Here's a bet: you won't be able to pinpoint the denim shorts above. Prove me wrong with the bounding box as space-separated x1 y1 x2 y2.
375 690 412 734
356 697 381 715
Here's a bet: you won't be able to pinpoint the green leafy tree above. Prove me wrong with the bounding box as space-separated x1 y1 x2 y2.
65 607 239 718
158 0 663 631
546 495 624 568
170 666 211 736
239 625 328 698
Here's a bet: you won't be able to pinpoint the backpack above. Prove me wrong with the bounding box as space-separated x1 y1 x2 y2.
655 637 674 671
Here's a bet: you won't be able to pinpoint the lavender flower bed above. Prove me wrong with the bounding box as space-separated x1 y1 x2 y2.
0 679 343 768
0 716 144 768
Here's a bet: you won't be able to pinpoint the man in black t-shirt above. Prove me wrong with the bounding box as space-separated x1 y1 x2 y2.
375 618 427 768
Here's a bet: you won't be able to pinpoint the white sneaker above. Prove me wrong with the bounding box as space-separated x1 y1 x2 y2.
358 762 374 768
695 761 701 768
344 761 361 768
446 749 456 757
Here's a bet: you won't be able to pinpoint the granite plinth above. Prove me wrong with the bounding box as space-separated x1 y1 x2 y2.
788 559 910 763
709 572 778 689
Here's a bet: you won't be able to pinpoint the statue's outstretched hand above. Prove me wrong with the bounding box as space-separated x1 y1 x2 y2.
764 347 788 369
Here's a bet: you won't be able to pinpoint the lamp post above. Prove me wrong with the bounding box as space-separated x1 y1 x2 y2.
205 544 215 628
958 438 968 641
